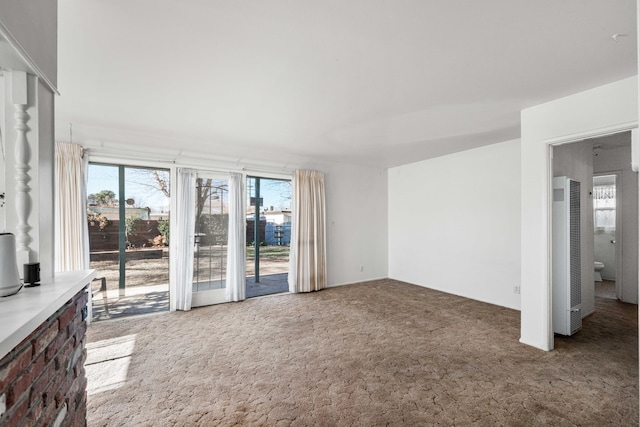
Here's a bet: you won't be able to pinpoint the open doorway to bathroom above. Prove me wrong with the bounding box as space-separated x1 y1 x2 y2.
551 130 638 347
593 174 619 300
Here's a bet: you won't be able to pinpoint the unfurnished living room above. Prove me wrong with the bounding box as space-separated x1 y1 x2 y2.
0 1 638 426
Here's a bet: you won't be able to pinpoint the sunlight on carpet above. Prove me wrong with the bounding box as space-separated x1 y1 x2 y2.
85 334 137 395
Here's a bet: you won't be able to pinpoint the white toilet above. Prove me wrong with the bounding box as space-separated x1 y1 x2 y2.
594 261 605 282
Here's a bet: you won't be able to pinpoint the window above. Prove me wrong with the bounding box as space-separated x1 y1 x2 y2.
593 178 615 230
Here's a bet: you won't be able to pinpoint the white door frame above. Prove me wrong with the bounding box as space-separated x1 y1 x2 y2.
545 123 638 350
191 171 233 307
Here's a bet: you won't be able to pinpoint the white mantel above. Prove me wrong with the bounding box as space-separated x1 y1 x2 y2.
0 269 96 360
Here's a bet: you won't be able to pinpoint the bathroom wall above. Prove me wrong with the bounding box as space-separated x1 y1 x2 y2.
552 141 595 317
593 139 639 304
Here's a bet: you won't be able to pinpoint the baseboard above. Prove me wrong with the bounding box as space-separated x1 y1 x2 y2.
326 276 389 288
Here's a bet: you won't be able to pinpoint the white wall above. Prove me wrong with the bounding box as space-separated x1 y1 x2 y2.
388 139 521 310
0 0 57 86
324 163 388 286
37 81 55 277
552 141 595 317
520 76 638 351
594 142 639 304
0 0 57 278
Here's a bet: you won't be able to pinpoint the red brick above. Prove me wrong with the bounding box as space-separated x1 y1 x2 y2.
39 396 58 426
44 365 66 406
71 373 85 399
7 352 45 406
56 337 78 374
68 317 84 347
55 374 74 408
0 393 28 427
72 407 87 427
0 288 89 427
72 350 87 379
74 322 87 343
22 413 36 427
45 331 69 364
0 345 33 391
58 305 77 335
29 357 56 406
26 396 44 427
71 396 87 427
33 320 60 357
75 292 88 311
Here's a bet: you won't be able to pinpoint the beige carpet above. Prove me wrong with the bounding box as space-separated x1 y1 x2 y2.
85 279 638 426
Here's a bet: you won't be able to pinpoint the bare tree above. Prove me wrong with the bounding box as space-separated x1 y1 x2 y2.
126 169 171 198
196 178 213 220
151 170 170 198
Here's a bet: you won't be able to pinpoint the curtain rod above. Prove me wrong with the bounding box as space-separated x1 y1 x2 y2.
85 149 296 177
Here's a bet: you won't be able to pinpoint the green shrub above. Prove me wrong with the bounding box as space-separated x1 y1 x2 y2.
157 219 170 244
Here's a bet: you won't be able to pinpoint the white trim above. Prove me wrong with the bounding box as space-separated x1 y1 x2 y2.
89 155 175 171
326 276 388 288
546 143 554 351
0 22 58 94
545 124 638 351
192 288 227 307
0 72 5 232
545 121 638 146
88 153 293 180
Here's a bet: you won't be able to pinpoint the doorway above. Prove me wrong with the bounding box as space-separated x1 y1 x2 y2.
191 174 229 307
550 130 638 346
87 163 171 321
593 174 619 300
246 176 291 298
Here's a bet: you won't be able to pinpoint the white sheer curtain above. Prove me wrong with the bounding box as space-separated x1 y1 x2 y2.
593 184 616 230
170 168 196 311
288 169 327 293
54 142 89 271
226 172 246 302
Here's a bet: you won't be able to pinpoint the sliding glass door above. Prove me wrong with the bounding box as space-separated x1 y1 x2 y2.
87 163 171 320
191 174 229 307
246 176 291 297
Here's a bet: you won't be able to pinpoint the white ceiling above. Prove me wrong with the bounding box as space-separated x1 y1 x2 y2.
56 0 637 168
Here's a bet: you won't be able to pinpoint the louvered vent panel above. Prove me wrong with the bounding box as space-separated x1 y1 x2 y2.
569 180 581 308
570 309 582 334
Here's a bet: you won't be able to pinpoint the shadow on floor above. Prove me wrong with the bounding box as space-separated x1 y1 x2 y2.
91 291 169 321
91 272 289 321
246 273 288 298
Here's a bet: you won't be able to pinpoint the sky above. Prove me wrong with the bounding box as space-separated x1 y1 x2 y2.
87 164 291 215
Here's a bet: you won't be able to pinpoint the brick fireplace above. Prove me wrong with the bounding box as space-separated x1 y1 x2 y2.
0 289 89 426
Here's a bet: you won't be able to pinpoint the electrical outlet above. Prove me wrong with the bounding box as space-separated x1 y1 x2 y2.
514 286 520 294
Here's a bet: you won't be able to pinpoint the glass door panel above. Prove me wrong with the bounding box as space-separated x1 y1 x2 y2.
123 167 171 299
87 164 170 321
191 175 229 307
87 164 121 309
246 176 291 298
